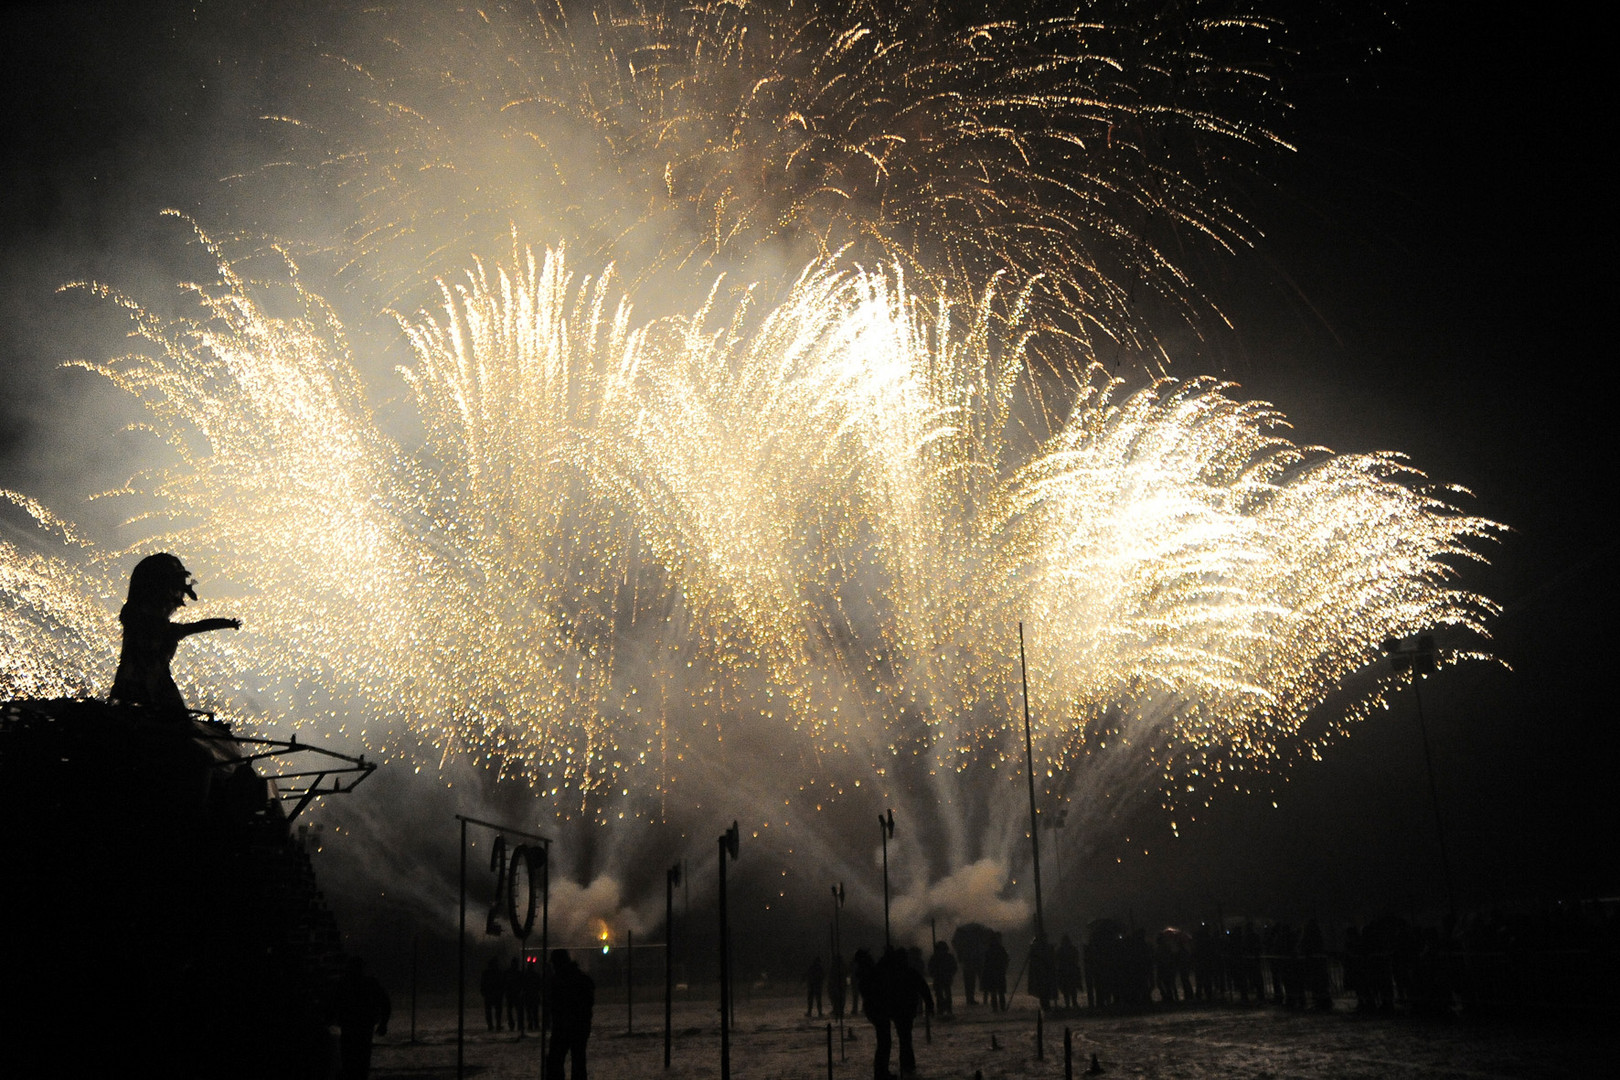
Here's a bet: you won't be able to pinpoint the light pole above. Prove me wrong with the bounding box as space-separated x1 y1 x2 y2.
832 882 846 1056
1018 623 1048 950
717 822 740 1080
1382 634 1457 920
664 862 680 1070
879 809 895 950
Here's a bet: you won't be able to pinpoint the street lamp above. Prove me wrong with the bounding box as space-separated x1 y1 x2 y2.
832 882 846 1055
718 822 740 1080
1018 623 1048 951
664 862 681 1070
1381 634 1456 919
879 809 895 950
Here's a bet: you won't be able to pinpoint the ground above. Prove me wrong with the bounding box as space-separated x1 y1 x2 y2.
369 993 1612 1079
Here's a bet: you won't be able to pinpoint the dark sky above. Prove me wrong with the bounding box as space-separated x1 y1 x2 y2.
1 1 1613 967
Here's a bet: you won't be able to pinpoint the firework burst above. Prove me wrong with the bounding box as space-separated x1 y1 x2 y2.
2 224 1500 887
247 0 1296 363
1 2 1496 922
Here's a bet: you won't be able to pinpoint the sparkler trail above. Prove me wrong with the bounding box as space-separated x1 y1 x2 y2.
0 2 1498 930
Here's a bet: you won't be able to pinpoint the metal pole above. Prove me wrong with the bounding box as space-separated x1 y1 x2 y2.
718 822 738 1080
540 847 550 1078
1411 681 1458 919
832 882 845 1056
665 863 679 1069
1019 623 1048 947
458 817 467 1080
719 835 731 1080
879 809 895 950
627 929 634 1035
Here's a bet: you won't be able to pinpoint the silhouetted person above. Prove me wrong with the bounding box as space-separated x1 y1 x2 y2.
853 949 889 1079
829 952 848 1019
505 957 527 1034
524 956 543 1029
1056 933 1082 1009
983 932 1010 1011
481 956 504 1031
331 957 390 1080
545 949 594 1080
806 955 825 1017
950 922 994 1005
1028 936 1057 1011
108 553 239 716
927 940 957 1015
894 947 934 1075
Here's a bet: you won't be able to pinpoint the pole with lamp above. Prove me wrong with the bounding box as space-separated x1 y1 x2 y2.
878 809 896 951
1018 624 1049 959
1381 634 1457 921
718 822 740 1080
831 882 846 1058
664 862 681 1069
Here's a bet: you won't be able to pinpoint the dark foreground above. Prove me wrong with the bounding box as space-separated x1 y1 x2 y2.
370 994 1614 1079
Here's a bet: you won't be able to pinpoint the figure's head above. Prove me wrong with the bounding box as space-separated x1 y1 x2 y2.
126 553 197 611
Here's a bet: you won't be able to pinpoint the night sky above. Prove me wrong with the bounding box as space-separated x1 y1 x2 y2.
1 1 1613 969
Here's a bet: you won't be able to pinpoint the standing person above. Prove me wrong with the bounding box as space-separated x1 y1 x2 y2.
884 947 934 1077
481 956 504 1031
523 955 543 1030
108 552 241 716
805 955 826 1017
828 952 848 1020
1056 933 1082 1010
505 957 527 1035
983 933 1010 1012
331 957 390 1080
545 949 595 1080
853 949 890 1080
927 940 957 1016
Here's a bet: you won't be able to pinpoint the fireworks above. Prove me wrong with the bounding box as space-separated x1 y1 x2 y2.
2 2 1498 915
2 225 1500 874
248 0 1296 363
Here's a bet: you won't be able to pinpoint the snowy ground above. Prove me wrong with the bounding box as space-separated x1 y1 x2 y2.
370 993 1612 1079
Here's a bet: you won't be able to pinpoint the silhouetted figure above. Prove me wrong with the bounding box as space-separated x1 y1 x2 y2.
481 957 504 1031
853 949 888 1079
885 947 934 1076
829 953 848 1019
806 955 826 1017
1027 936 1057 1011
1085 920 1127 1009
545 949 594 1080
856 946 934 1079
331 957 390 1080
524 956 543 1029
927 940 957 1015
982 932 1010 1011
1056 933 1082 1009
505 957 527 1034
108 553 240 716
950 922 995 1005
1192 923 1219 1002
1299 918 1332 1011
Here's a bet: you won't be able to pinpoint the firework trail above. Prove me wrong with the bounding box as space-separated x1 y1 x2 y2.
1 2 1494 931
247 0 1295 364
